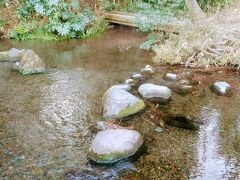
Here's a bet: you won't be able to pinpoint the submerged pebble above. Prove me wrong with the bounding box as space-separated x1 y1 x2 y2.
174 84 193 95
88 129 144 164
154 127 164 133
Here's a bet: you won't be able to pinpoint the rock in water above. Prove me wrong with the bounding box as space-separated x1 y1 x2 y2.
138 83 171 104
19 50 46 75
124 79 136 87
88 129 143 163
164 115 200 130
0 48 24 62
8 48 25 61
132 73 144 80
213 81 230 95
140 65 155 75
164 73 178 81
103 87 145 119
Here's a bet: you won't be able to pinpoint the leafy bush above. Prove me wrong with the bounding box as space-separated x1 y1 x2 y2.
140 32 167 50
11 0 105 40
197 0 235 10
99 0 118 11
132 1 184 32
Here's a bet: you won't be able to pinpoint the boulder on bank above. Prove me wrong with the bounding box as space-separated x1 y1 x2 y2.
103 87 145 119
0 48 46 75
8 48 25 61
19 50 46 75
0 48 25 62
138 83 172 104
212 81 230 95
88 129 144 163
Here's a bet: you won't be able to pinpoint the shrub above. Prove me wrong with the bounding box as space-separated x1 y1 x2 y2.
11 0 106 40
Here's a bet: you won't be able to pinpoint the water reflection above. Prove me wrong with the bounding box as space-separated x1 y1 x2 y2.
192 106 240 179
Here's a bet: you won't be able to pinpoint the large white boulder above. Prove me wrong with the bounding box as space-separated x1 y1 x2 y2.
88 129 143 163
102 87 145 119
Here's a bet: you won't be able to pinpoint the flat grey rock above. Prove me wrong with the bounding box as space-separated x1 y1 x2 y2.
138 83 171 103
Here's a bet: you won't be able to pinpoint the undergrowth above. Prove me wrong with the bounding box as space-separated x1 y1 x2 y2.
10 0 107 40
151 6 240 68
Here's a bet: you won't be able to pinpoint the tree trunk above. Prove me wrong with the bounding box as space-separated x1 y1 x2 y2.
185 0 206 22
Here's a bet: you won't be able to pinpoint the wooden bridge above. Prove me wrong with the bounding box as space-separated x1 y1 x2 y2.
103 11 189 33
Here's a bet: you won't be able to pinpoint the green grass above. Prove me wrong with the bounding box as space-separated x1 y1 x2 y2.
0 19 5 26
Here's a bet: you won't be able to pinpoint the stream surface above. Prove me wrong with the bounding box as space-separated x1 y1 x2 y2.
1 27 240 179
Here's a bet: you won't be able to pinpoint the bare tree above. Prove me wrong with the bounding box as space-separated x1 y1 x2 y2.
185 0 206 22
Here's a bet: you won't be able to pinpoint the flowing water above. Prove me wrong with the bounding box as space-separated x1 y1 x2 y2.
0 27 240 179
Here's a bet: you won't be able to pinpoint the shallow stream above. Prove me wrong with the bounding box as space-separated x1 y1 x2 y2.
1 27 240 179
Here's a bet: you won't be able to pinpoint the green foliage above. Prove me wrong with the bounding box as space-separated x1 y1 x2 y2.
132 1 184 32
10 21 58 40
82 17 108 38
0 0 4 6
0 19 5 26
140 32 167 50
197 0 235 10
99 0 118 11
11 0 106 40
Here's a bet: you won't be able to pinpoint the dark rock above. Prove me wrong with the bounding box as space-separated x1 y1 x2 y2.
164 115 200 130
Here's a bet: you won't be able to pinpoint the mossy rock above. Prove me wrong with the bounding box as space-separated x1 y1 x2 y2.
102 87 145 119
